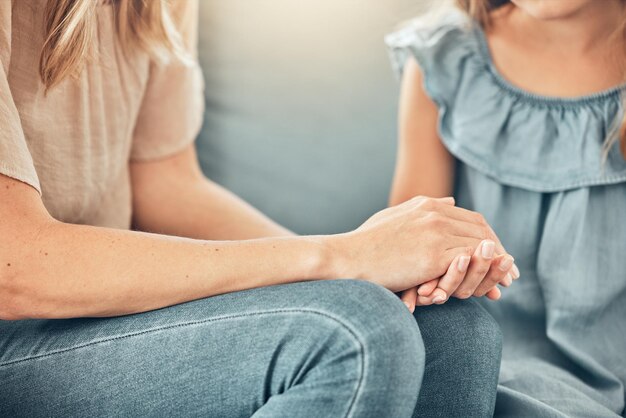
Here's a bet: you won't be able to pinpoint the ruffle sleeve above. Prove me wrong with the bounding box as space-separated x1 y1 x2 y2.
385 10 626 192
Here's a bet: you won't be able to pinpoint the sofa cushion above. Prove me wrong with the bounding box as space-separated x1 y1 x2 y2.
196 0 430 234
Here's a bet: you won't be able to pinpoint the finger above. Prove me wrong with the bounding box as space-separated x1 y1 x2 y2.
434 207 519 269
415 294 436 306
416 200 506 258
480 223 521 276
449 221 520 278
511 264 521 280
430 288 448 305
400 288 417 313
486 286 501 300
453 240 495 299
414 287 448 306
435 197 455 205
418 279 439 296
444 245 477 259
474 254 515 297
500 273 513 287
443 217 510 251
436 253 471 298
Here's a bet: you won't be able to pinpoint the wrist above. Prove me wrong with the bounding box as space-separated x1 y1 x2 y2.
313 233 358 280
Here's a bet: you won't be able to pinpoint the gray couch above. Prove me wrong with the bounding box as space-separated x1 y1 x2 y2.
196 0 432 235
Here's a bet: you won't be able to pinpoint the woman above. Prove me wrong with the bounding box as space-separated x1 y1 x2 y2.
0 1 510 416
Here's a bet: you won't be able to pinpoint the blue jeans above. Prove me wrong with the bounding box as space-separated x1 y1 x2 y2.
0 280 501 417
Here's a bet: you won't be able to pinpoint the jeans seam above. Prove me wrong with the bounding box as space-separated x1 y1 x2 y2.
1 308 366 418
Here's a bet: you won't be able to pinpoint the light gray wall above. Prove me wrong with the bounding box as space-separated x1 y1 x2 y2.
196 0 432 235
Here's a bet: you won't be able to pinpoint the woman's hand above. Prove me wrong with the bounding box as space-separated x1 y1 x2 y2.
327 196 513 293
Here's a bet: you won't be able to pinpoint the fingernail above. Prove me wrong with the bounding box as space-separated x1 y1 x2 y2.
432 295 447 304
511 264 520 279
499 256 514 271
501 273 513 287
481 240 495 259
403 301 412 311
457 255 471 272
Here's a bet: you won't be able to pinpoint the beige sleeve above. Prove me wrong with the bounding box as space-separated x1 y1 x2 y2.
0 2 41 193
130 0 205 161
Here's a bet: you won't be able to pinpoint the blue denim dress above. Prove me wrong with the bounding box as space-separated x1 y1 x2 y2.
387 11 626 417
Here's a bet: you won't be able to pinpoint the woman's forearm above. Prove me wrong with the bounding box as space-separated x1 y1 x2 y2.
1 171 505 321
4 218 332 320
130 147 294 241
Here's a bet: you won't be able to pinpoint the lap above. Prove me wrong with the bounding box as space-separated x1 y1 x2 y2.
1 280 412 363
0 280 423 418
1 280 504 418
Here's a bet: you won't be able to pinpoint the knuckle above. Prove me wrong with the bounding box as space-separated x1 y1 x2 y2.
489 275 503 286
452 274 465 286
475 266 490 277
473 212 487 225
412 195 425 205
418 197 434 210
426 212 445 226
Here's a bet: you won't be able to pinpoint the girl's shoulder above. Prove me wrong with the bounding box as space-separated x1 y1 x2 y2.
385 9 626 193
385 8 479 107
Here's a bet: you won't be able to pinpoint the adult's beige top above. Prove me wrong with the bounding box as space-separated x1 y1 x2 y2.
0 0 204 228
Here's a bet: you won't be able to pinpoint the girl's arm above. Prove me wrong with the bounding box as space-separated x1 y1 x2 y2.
391 58 515 309
0 167 497 320
389 58 455 205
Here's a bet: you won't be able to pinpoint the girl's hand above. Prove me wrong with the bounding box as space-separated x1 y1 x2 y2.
402 242 520 311
328 196 511 293
400 253 471 312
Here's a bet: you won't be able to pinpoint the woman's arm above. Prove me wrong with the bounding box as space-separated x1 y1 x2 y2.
130 146 293 240
0 170 497 320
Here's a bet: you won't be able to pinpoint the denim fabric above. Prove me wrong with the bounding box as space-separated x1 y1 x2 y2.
1 280 501 417
412 299 502 418
387 11 626 417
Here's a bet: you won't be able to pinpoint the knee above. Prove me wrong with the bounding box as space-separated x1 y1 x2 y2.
417 297 502 378
305 280 425 415
451 299 502 365
318 280 425 374
310 280 423 354
412 299 502 417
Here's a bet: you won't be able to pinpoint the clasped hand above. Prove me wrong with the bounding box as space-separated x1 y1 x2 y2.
398 199 519 312
341 195 519 312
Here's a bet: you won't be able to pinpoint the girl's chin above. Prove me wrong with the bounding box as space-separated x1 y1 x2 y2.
510 0 601 20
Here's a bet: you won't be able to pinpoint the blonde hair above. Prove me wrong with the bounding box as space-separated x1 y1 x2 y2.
40 0 182 90
456 0 626 159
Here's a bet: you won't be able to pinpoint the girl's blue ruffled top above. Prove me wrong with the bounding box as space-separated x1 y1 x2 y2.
386 10 626 417
386 10 626 193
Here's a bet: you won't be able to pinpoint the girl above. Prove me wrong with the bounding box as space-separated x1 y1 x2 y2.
387 0 626 416
0 0 509 416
